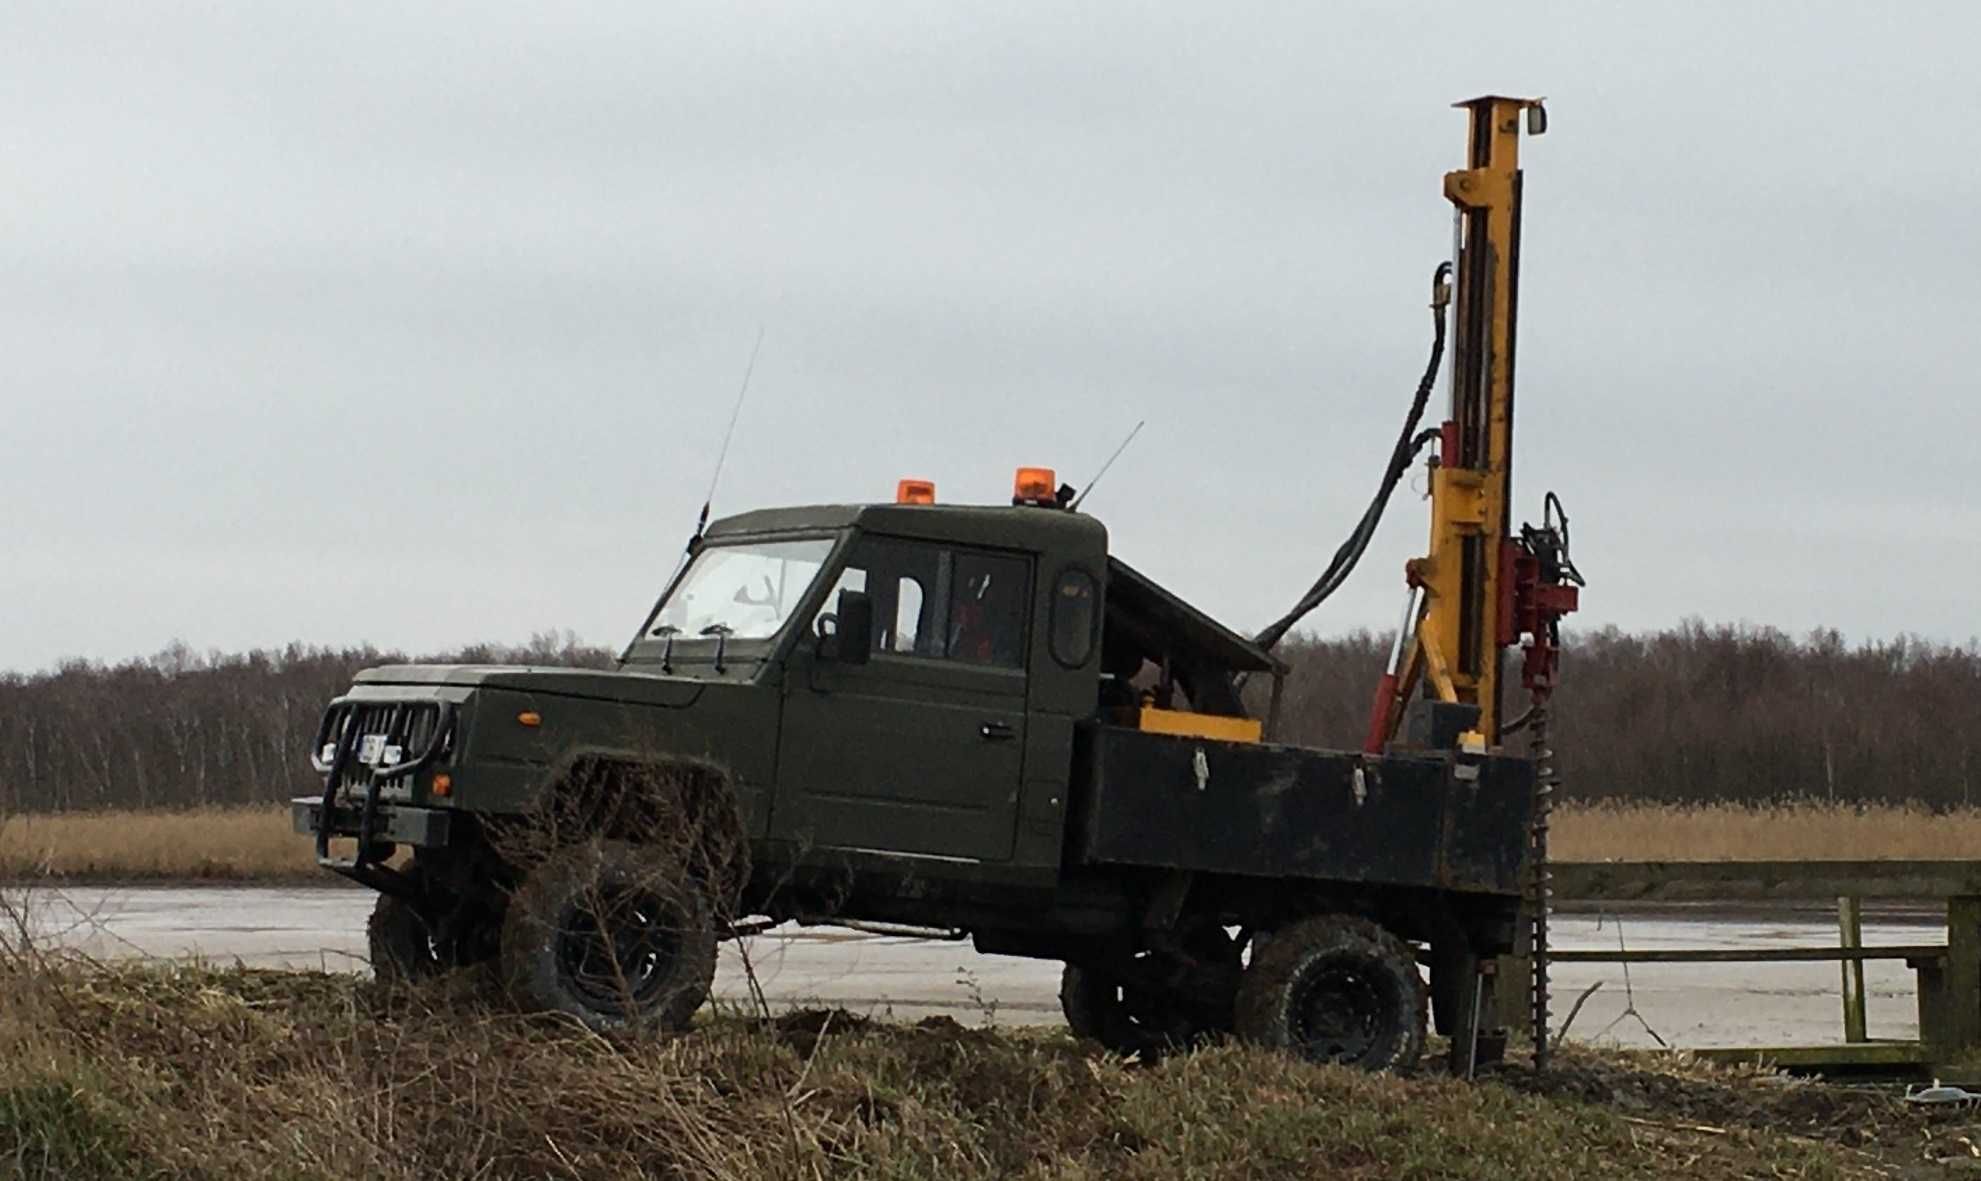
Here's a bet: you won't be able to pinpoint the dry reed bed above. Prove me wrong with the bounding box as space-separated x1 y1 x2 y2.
0 956 1940 1180
0 806 311 881
8 801 1981 883
11 796 1981 879
1552 800 1981 863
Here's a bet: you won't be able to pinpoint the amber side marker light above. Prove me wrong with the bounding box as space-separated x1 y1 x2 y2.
896 478 936 505
431 773 453 797
517 710 542 727
1012 466 1057 506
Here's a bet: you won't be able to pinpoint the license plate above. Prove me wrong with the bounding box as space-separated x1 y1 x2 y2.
357 734 387 766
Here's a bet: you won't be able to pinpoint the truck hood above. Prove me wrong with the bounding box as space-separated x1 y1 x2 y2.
354 664 707 709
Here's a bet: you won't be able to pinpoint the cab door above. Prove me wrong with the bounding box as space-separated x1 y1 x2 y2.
775 537 1031 862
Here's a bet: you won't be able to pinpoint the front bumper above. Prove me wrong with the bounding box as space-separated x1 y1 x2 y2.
292 797 453 849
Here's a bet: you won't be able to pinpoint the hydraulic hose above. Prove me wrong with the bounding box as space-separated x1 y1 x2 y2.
1255 262 1453 651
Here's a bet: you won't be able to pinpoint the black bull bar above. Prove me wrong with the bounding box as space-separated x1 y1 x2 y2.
310 699 458 879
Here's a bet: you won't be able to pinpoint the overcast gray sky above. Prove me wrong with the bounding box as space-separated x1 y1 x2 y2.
5 3 1977 672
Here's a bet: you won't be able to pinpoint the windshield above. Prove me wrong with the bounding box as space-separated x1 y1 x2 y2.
648 537 836 642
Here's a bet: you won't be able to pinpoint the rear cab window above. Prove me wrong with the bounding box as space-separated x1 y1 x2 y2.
1050 568 1099 667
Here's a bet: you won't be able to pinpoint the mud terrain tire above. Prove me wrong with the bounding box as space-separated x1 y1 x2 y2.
368 894 445 984
500 838 718 1032
1235 914 1426 1072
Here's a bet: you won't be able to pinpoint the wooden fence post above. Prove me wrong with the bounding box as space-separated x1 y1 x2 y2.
1838 895 1867 1043
1945 896 1981 1053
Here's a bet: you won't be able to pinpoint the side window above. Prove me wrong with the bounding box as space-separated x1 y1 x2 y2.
816 537 1029 668
814 538 937 656
1049 568 1098 667
891 576 925 653
945 551 1029 669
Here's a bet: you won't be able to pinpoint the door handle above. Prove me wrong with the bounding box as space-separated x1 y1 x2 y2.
979 721 1016 742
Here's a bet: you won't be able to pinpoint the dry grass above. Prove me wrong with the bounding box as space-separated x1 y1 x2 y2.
1553 800 1981 862
7 800 1981 883
0 806 312 881
0 952 1940 1181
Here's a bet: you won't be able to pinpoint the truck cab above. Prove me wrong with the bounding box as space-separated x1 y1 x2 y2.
643 498 1112 873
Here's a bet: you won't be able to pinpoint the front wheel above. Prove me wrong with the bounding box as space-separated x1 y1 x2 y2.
368 894 446 984
1235 914 1426 1072
1060 964 1206 1058
1061 928 1240 1058
499 838 718 1032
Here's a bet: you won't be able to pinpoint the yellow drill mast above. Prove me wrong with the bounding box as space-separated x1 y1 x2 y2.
1367 96 1575 754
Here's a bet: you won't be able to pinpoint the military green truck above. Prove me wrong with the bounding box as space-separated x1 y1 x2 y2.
296 478 1534 1071
297 95 1573 1072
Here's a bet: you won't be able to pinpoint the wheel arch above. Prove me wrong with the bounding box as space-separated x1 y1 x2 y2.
506 748 751 909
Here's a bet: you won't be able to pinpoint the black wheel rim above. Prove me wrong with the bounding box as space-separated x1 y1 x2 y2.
554 886 684 1014
383 903 446 973
1095 949 1224 1051
1287 956 1392 1064
1113 981 1192 1043
1094 981 1193 1051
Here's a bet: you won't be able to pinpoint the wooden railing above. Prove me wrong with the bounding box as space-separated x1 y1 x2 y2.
1527 860 1981 1070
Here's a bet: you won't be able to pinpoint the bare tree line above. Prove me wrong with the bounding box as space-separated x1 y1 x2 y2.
1270 622 1981 807
3 622 1978 813
0 632 610 812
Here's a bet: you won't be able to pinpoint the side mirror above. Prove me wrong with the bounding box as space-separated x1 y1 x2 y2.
817 589 874 665
837 590 875 664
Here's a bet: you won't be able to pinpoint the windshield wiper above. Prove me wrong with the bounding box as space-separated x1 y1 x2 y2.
699 624 735 672
651 624 680 672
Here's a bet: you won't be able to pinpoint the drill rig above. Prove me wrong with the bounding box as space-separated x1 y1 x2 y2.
1379 95 1582 1065
1259 95 1584 1064
1395 95 1583 1067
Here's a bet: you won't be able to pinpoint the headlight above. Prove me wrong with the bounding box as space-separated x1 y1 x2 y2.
352 735 404 767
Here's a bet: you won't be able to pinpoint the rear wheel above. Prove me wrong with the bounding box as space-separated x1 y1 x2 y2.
499 838 717 1032
1235 914 1426 1072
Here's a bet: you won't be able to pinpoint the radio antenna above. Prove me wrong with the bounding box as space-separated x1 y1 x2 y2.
1069 419 1145 511
691 325 765 547
626 326 768 662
